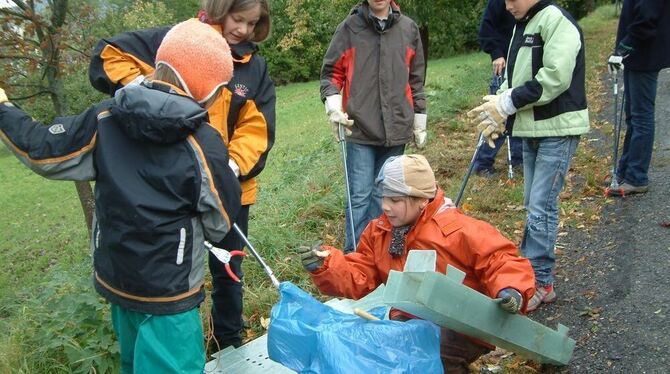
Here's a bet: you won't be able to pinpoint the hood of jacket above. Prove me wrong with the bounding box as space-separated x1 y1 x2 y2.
110 79 209 144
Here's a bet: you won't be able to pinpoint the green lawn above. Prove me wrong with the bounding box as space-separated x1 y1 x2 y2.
0 5 620 372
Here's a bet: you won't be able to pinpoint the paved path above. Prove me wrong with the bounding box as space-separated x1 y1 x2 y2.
537 69 670 374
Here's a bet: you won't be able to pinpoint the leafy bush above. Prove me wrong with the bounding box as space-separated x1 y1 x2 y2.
0 268 119 373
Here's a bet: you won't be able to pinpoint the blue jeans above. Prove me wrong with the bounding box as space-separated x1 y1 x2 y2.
473 135 523 172
617 69 659 187
521 136 579 286
344 142 405 252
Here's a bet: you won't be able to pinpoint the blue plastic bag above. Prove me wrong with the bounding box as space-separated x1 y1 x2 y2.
267 282 443 373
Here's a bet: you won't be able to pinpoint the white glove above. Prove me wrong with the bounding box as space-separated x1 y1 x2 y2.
413 113 427 149
467 90 516 148
228 159 240 177
607 55 624 74
0 88 8 103
324 94 354 142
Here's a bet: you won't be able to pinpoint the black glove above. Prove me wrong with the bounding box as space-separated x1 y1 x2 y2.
496 288 523 314
298 242 327 273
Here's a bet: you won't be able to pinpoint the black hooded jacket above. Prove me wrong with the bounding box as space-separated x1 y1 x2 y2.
0 80 241 314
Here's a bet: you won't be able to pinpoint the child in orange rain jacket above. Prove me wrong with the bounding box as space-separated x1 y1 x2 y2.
299 154 535 373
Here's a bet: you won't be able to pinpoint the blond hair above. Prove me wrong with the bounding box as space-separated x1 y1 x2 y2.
202 0 271 42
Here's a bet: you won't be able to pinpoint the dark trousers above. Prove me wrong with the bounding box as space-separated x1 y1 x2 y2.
440 328 491 374
473 135 523 172
208 205 249 349
617 69 659 186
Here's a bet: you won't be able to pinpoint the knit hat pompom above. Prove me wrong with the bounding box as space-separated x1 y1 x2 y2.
376 154 437 199
156 19 233 103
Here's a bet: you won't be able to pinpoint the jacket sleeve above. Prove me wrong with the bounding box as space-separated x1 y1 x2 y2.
459 219 535 308
479 0 508 60
228 60 276 181
511 15 581 109
0 103 99 181
618 0 666 50
190 124 242 243
320 22 350 101
408 21 426 114
89 26 170 96
310 233 382 300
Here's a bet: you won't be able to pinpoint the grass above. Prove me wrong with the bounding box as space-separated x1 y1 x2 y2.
0 4 621 372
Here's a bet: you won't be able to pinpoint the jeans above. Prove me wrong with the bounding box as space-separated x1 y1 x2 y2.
617 69 659 187
521 136 579 286
473 135 523 172
344 142 405 252
208 205 249 349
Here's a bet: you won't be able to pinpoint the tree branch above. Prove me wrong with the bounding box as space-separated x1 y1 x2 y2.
9 90 51 101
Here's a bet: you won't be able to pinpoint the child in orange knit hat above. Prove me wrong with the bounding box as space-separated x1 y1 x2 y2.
0 19 239 373
89 1 277 352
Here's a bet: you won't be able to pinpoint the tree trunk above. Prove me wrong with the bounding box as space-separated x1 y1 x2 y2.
46 0 96 236
419 24 429 84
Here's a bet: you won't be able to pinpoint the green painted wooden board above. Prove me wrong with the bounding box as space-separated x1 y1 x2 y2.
383 265 575 366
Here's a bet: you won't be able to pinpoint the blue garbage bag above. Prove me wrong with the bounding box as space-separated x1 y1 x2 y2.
267 282 443 373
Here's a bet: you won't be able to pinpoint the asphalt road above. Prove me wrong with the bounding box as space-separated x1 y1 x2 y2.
535 69 670 374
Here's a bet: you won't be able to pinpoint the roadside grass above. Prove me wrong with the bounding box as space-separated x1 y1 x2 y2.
0 5 619 372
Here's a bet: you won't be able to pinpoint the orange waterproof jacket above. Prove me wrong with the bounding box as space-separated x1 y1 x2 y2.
310 189 536 309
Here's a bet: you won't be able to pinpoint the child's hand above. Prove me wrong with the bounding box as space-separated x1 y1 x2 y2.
495 288 522 314
298 243 330 273
0 88 8 103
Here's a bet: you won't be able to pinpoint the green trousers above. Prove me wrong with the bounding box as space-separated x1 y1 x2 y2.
111 304 205 374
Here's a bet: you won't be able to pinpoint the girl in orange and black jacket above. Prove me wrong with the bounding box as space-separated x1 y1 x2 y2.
88 0 276 350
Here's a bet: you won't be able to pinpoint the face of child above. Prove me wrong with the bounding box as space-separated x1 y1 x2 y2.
222 4 261 45
504 0 539 20
382 196 428 227
367 0 392 18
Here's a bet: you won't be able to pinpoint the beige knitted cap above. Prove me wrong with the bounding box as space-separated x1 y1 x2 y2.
376 154 437 199
156 19 233 103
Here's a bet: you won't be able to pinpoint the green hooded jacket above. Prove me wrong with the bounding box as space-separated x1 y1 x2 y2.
501 0 590 138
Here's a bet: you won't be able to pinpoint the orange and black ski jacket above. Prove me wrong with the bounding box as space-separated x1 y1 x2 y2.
89 21 276 205
310 188 535 309
320 1 426 147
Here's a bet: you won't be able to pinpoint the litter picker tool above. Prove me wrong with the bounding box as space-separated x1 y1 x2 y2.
338 124 357 251
490 73 515 180
455 133 486 207
605 58 625 197
206 223 280 288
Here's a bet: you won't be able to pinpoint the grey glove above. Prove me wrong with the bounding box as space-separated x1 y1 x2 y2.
298 242 327 273
496 288 523 314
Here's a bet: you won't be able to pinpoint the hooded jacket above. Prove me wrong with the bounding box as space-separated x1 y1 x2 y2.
88 20 276 206
320 1 426 147
0 81 241 315
501 0 590 138
310 189 535 309
615 0 670 71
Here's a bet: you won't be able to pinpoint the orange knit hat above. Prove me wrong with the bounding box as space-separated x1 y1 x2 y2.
156 19 233 103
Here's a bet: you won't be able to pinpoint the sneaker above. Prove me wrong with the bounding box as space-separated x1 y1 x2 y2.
474 167 496 178
526 284 557 313
608 182 648 197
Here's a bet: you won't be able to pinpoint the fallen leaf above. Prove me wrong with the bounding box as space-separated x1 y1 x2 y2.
654 309 662 314
659 222 670 228
260 317 271 329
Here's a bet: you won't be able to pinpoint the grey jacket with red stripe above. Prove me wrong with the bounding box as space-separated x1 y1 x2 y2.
0 81 241 315
320 1 426 147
